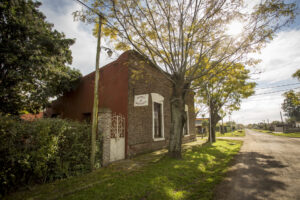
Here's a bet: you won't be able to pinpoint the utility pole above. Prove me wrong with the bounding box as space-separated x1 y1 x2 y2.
229 115 233 135
280 111 285 132
74 0 105 171
91 15 103 171
207 85 212 144
222 117 224 134
280 111 284 124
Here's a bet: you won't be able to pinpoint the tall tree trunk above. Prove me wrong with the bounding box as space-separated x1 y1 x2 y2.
209 120 217 143
208 104 221 143
168 80 186 159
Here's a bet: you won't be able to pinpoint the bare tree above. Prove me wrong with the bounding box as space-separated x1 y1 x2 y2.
80 0 296 158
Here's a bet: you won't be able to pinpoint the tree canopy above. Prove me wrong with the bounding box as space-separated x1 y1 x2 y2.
293 69 300 80
282 69 300 123
77 0 296 156
194 63 255 142
0 0 82 115
282 90 300 123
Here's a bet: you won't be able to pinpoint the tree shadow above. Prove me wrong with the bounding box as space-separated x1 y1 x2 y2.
6 141 288 200
213 151 288 200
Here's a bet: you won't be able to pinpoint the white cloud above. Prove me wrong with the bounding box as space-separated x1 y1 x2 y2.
255 30 300 83
232 93 284 124
232 29 300 124
39 1 116 75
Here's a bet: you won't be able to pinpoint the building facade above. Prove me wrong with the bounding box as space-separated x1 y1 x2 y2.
47 50 196 158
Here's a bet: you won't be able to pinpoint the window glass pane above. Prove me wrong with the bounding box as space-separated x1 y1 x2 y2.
154 102 162 138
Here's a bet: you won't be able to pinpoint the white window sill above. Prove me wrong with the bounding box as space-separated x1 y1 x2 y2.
153 138 165 141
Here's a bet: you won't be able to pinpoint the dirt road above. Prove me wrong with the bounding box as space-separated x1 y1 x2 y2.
214 129 300 200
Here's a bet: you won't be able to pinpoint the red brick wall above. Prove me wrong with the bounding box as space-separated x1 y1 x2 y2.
127 52 196 157
49 52 130 140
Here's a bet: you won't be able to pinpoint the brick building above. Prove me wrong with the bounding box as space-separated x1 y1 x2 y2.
47 50 196 158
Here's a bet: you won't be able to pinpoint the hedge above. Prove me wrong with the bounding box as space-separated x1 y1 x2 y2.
0 116 100 196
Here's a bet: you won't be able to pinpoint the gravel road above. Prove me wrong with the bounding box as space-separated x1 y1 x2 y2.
214 129 300 200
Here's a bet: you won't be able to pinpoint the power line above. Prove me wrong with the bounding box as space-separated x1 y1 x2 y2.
255 83 300 90
244 98 282 102
253 86 300 96
73 0 104 18
72 0 127 43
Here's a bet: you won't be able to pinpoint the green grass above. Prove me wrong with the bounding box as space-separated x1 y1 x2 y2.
216 130 245 137
254 129 300 138
5 140 242 200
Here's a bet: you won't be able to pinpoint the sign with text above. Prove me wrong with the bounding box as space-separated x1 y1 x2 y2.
134 94 149 107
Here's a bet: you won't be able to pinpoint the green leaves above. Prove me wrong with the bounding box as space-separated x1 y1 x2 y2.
282 70 300 122
0 116 93 195
0 0 82 115
293 69 300 81
194 63 255 126
282 90 300 122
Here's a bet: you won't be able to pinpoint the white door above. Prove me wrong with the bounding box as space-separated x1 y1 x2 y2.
110 138 125 162
110 113 125 162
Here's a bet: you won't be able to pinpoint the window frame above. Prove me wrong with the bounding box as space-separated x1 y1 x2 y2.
151 93 165 141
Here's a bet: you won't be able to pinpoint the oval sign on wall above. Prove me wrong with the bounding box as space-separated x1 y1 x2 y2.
134 94 149 107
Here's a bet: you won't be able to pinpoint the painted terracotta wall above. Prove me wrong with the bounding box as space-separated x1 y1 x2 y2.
49 51 130 136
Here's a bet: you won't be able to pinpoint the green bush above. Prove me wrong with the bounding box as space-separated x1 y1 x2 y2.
0 116 99 196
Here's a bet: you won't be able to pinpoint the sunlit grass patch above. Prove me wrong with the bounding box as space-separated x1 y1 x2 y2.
5 140 242 200
216 130 245 137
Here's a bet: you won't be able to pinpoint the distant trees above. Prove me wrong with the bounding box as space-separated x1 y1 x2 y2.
0 0 81 115
194 63 255 142
281 69 300 123
282 91 300 123
293 69 300 80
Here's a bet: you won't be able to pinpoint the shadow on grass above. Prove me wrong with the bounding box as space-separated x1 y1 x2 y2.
5 140 242 200
55 141 242 200
213 151 287 200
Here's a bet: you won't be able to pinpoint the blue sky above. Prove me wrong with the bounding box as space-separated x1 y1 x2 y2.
39 0 300 124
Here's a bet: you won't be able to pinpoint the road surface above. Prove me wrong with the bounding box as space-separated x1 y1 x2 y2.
214 129 300 200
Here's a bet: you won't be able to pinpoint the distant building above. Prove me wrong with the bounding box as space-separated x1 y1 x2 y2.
46 50 196 158
195 118 209 134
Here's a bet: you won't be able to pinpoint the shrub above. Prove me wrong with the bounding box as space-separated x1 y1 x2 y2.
0 116 99 196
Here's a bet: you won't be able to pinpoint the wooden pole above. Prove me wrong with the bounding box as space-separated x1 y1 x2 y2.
207 85 212 144
91 15 102 171
280 111 284 123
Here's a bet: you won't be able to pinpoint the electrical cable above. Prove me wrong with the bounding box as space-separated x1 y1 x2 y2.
255 83 300 90
252 86 300 96
73 0 104 17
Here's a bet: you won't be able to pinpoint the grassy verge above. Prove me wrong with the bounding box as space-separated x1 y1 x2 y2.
5 140 242 200
254 129 300 138
216 130 245 137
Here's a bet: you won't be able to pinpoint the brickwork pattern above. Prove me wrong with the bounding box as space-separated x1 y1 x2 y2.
127 53 196 157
